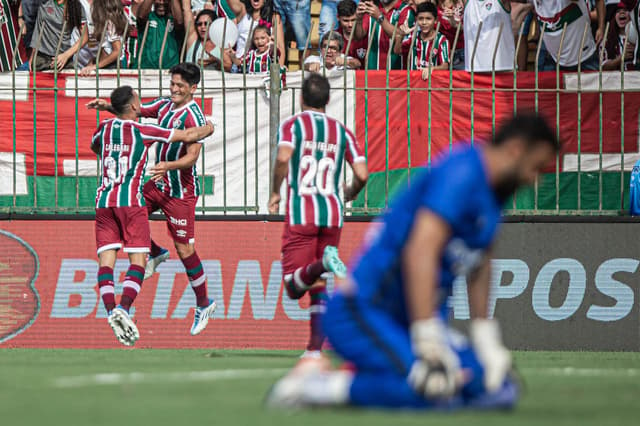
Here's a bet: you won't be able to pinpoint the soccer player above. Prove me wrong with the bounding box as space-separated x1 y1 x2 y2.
88 62 217 337
91 85 214 346
268 74 369 358
267 113 559 409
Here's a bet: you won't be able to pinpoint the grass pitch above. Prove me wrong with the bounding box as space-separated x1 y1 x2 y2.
0 349 638 426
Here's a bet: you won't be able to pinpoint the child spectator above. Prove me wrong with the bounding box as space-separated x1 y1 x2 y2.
437 0 463 69
232 23 281 72
394 1 449 79
601 2 635 70
336 0 366 69
234 0 284 64
29 0 88 70
76 0 127 74
463 0 514 72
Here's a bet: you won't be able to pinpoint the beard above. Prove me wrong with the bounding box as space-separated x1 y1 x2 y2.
493 173 521 202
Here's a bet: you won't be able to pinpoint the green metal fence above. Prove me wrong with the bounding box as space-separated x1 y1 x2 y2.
1 19 638 216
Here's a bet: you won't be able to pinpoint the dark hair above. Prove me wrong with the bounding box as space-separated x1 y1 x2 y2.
195 9 216 24
337 0 357 17
321 32 344 52
111 85 135 115
493 112 560 153
416 2 438 18
302 74 330 108
169 62 201 85
242 0 274 22
65 0 85 33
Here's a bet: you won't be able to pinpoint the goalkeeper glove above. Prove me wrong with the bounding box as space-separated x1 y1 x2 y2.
470 318 512 393
407 317 461 399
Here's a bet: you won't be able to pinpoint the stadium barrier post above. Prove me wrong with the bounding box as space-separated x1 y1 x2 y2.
269 18 282 205
361 22 376 214
620 22 628 212
576 21 590 212
10 21 26 210
426 21 442 169
158 21 171 95
469 21 482 146
384 22 399 208
31 19 47 211
406 23 418 185
598 22 610 212
554 23 568 213
73 26 88 212
198 19 211 214
512 21 525 212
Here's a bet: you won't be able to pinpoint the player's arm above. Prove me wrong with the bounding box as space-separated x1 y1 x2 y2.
149 143 202 181
86 99 118 115
344 161 368 202
404 210 460 398
268 145 293 214
169 122 215 144
467 252 513 393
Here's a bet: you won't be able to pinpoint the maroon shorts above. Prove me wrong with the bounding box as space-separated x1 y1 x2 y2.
143 180 197 245
95 207 150 254
281 222 342 277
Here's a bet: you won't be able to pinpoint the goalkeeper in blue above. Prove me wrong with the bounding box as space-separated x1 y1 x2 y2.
267 113 560 410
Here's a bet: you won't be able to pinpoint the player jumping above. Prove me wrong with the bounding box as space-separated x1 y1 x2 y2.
267 113 559 409
268 74 369 358
88 63 217 336
90 85 214 346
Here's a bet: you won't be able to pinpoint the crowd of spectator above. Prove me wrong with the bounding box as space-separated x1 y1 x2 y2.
1 0 639 74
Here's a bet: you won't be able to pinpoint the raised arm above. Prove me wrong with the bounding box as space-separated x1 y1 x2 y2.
182 0 196 38
170 0 184 25
137 0 154 22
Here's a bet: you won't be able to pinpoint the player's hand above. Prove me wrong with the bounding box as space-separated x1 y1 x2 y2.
149 161 170 181
421 68 430 81
407 318 461 399
470 318 512 393
268 193 281 214
86 98 110 110
206 120 215 135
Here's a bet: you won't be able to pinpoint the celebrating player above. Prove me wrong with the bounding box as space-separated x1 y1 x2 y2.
268 74 369 358
90 85 214 346
88 62 217 336
267 113 560 409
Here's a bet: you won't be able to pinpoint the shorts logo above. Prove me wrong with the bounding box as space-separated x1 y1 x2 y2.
170 216 187 226
176 230 187 238
0 230 40 343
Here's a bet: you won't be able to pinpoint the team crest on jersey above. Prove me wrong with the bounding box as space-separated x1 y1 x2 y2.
484 2 493 10
173 118 183 128
357 48 366 58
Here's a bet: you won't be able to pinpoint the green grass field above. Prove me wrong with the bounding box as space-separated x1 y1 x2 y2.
0 349 638 426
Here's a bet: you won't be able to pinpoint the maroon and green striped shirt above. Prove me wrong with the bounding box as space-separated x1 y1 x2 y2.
92 119 174 208
141 98 208 199
0 0 26 71
279 111 365 228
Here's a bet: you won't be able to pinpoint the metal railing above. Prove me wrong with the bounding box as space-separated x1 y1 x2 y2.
1 18 638 216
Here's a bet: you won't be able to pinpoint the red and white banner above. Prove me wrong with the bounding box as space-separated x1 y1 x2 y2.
0 220 369 349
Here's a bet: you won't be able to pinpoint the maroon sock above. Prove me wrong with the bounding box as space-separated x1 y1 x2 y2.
150 239 164 257
307 287 328 351
120 264 145 311
97 266 116 312
297 260 326 287
182 252 209 307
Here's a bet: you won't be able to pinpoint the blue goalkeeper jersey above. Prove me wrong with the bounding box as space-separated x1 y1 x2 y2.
348 145 502 325
630 159 640 215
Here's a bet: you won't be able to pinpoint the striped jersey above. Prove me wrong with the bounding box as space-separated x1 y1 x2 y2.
92 119 174 208
401 30 450 69
122 0 138 68
0 0 26 71
279 111 366 228
215 0 237 20
141 98 208 199
337 26 368 69
361 1 415 70
242 48 272 73
532 0 595 67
